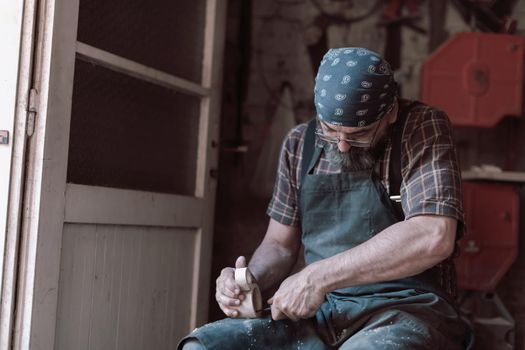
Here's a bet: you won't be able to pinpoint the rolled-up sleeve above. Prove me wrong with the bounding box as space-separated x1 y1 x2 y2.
400 106 465 238
266 125 307 227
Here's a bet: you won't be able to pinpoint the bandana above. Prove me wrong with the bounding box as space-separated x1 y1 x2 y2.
314 47 398 127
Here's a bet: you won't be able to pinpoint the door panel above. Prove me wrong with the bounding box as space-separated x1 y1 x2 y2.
55 224 196 350
15 0 227 348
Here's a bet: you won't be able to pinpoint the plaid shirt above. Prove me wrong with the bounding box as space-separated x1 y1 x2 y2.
267 99 464 295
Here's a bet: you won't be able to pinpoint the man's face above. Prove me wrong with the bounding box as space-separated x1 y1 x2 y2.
318 102 398 171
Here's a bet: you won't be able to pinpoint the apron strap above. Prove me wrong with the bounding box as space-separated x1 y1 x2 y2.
301 119 318 184
388 101 421 221
389 102 421 196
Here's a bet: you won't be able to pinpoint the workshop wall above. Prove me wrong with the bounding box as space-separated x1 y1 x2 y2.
210 1 525 347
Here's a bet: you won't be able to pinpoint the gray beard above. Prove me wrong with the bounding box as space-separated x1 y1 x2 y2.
323 142 377 172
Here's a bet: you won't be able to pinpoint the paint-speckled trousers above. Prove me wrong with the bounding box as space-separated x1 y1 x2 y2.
178 290 470 350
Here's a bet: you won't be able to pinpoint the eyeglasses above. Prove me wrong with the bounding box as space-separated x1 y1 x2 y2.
315 101 395 148
315 118 382 148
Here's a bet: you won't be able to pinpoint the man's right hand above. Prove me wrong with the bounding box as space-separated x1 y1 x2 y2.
215 256 247 318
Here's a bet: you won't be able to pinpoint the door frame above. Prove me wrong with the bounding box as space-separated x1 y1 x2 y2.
13 0 227 348
0 0 38 349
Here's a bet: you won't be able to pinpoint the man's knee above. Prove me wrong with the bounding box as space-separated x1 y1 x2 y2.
180 338 206 350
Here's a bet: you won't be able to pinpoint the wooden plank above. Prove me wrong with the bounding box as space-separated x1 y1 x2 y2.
55 224 196 350
462 170 525 183
116 229 143 350
55 224 97 350
138 231 155 349
166 237 180 349
91 227 116 348
195 0 218 197
0 0 37 348
13 0 80 348
76 42 210 97
190 228 203 330
65 184 203 228
0 0 24 295
113 227 131 350
191 0 228 328
173 230 196 342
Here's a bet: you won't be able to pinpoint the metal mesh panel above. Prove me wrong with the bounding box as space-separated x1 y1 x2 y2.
67 60 200 195
77 0 206 83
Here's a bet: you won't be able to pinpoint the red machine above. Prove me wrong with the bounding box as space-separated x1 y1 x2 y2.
458 182 519 292
421 32 525 350
421 32 524 128
455 181 521 350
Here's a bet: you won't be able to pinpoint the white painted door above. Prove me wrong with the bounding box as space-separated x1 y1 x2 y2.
0 0 38 349
14 1 227 349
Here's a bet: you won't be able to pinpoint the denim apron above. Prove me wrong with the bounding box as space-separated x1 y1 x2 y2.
296 102 470 348
300 125 459 348
179 103 470 349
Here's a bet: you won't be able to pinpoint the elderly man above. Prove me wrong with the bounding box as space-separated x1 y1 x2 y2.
179 47 471 349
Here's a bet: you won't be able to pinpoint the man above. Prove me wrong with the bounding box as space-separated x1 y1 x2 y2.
179 47 471 349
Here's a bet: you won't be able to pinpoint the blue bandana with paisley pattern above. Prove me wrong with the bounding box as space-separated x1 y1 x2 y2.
314 47 398 127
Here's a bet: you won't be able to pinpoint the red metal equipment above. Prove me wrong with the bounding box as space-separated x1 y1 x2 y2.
457 182 519 291
421 32 525 127
421 31 525 349
457 181 520 350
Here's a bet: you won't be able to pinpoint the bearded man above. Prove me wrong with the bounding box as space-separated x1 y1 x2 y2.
179 47 472 350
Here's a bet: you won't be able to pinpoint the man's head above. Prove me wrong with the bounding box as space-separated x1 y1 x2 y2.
313 47 398 170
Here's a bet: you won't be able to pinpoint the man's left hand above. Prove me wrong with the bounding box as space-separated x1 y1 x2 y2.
268 267 325 321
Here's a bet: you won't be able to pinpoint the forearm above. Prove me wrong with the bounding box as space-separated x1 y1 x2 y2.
308 216 456 293
249 237 299 294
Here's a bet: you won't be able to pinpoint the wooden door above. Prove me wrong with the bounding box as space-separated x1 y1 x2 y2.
0 1 39 349
14 0 227 349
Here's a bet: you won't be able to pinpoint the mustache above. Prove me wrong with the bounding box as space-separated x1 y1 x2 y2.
324 143 376 171
323 134 389 171
321 126 391 171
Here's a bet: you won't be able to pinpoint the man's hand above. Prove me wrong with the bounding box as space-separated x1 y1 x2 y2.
215 256 247 318
268 266 326 321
